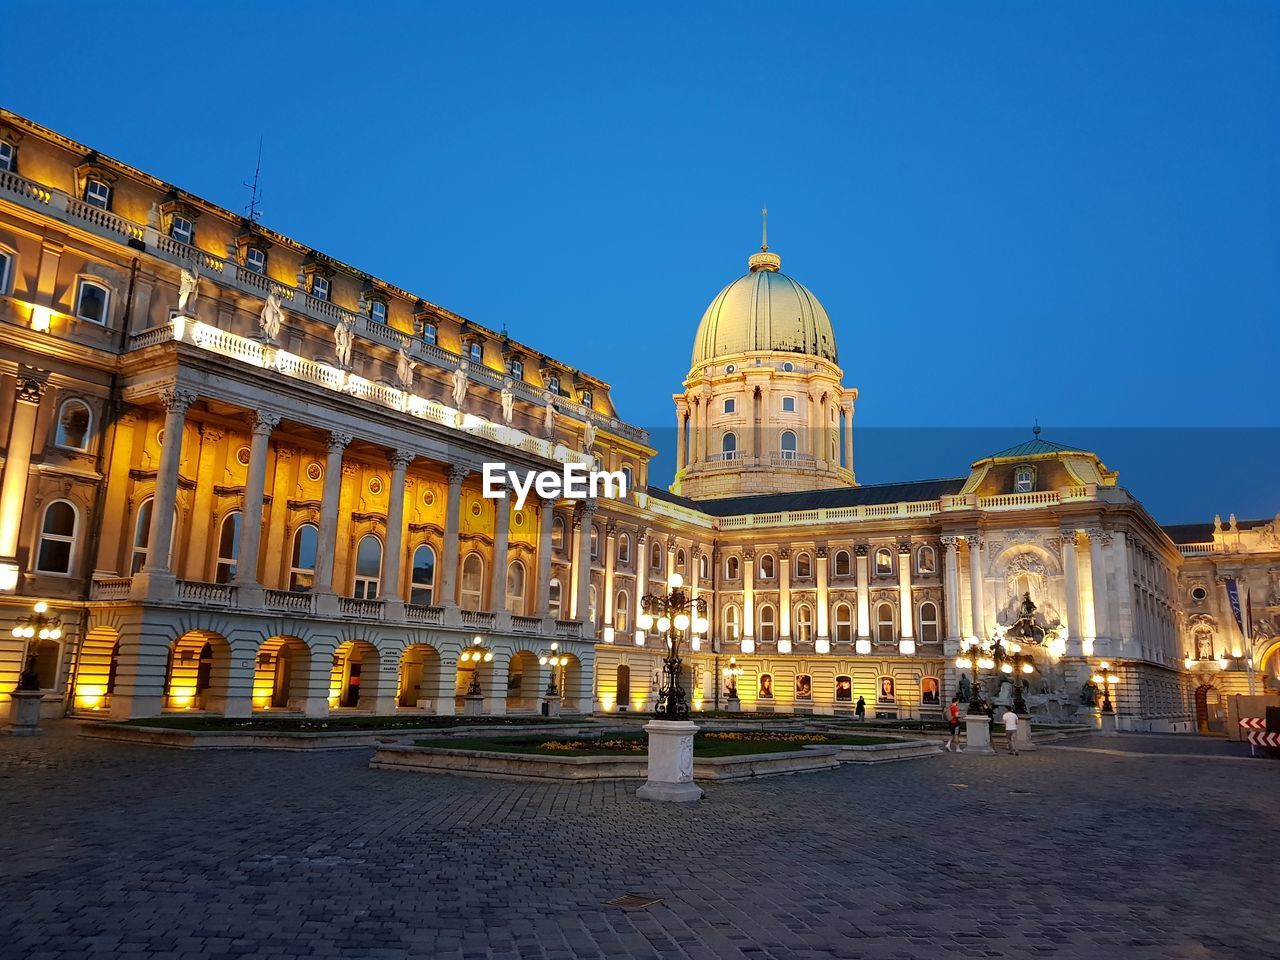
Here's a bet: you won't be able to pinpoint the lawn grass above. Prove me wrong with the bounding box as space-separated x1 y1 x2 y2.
117 715 588 732
412 731 900 757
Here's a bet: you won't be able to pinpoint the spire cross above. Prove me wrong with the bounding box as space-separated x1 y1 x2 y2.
761 206 768 252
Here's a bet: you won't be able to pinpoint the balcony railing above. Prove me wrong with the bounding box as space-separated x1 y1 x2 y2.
339 597 385 620
264 589 314 614
1177 542 1224 557
89 577 132 601
511 615 542 633
555 620 583 639
176 580 235 606
405 604 445 625
460 610 497 630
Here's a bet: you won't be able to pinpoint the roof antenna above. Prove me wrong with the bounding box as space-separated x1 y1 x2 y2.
761 206 769 252
1033 419 1041 438
243 136 264 223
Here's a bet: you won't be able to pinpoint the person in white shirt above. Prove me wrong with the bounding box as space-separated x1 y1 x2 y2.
1001 708 1020 755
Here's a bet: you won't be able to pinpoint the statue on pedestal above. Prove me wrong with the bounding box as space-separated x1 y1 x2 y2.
260 291 284 342
1080 680 1098 706
543 396 556 439
500 381 515 424
178 265 200 313
583 419 597 453
396 346 416 390
957 673 972 703
451 360 469 409
334 317 354 368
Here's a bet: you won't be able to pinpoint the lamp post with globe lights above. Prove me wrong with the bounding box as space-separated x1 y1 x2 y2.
5 601 60 735
1092 661 1121 735
721 655 743 712
539 642 570 717
635 573 708 802
458 636 492 716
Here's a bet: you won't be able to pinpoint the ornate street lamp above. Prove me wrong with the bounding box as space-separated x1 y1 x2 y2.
540 642 569 696
637 572 707 720
954 639 998 714
459 635 492 697
1091 661 1120 714
721 655 742 709
10 601 62 691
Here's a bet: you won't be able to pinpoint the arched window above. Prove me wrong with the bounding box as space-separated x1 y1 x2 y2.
723 604 740 641
676 548 687 572
721 432 737 456
780 430 797 459
548 578 562 619
55 399 92 451
651 540 662 570
590 524 600 559
621 465 634 491
876 602 896 643
759 554 775 579
131 497 177 575
410 544 436 605
795 674 813 700
919 601 940 643
758 603 776 642
460 553 484 610
833 602 853 643
1014 464 1035 493
795 553 812 579
726 555 740 580
353 535 383 599
505 560 526 614
551 515 565 551
917 545 936 575
617 664 631 705
795 603 813 642
874 547 893 576
214 511 241 583
74 278 110 324
615 590 629 632
617 533 630 565
36 500 78 575
834 550 851 577
699 553 709 579
289 523 318 591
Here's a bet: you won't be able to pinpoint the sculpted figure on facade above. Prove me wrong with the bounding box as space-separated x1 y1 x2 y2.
396 347 416 390
334 317 354 368
451 360 469 410
178 265 199 313
583 419 597 453
500 381 515 424
260 291 285 342
543 395 556 439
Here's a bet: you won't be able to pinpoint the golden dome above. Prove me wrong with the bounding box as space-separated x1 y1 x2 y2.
690 249 838 366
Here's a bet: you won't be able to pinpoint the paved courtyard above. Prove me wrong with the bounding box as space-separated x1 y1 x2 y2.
1 723 1275 960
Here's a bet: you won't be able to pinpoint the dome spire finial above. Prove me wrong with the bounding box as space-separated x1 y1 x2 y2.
748 207 782 272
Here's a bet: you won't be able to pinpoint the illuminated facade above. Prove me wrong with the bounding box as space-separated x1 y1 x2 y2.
1 109 1275 732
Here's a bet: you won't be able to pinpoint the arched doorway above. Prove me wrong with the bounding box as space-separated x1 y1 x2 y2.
330 640 380 710
507 651 542 713
397 643 442 710
1194 683 1225 735
252 636 310 712
616 664 631 712
560 654 584 713
73 627 120 712
165 632 230 711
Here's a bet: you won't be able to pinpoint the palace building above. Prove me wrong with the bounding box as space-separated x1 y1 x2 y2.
1 109 1276 733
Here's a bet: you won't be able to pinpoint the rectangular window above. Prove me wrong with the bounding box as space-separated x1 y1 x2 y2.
245 248 267 274
547 374 561 394
0 141 14 172
0 251 11 295
467 342 482 364
84 179 111 209
782 396 795 412
724 398 735 414
75 279 110 325
370 300 387 324
311 275 330 301
170 216 194 246
509 358 524 380
580 390 592 408
422 322 437 345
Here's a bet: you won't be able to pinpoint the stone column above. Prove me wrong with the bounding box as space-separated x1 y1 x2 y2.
842 400 855 473
312 432 352 607
1061 530 1082 652
742 550 756 652
816 546 830 644
574 500 597 630
489 489 511 613
184 425 225 580
897 542 914 646
603 522 617 639
967 534 985 640
675 403 688 470
133 387 198 599
942 536 961 642
536 497 556 619
93 409 140 577
1087 528 1110 642
698 394 710 461
633 533 648 644
855 545 870 641
262 446 295 589
231 412 279 604
1109 531 1131 650
382 449 414 613
779 548 792 643
439 464 468 609
0 373 47 590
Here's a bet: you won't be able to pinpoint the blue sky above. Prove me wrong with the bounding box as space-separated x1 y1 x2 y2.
8 1 1278 522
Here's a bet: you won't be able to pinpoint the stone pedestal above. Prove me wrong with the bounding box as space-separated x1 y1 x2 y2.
962 713 994 755
637 720 702 802
463 694 484 717
1014 714 1037 751
543 694 562 718
725 694 741 713
1099 711 1118 737
4 691 44 736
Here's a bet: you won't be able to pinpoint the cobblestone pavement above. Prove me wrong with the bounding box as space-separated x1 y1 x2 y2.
2 722 1276 960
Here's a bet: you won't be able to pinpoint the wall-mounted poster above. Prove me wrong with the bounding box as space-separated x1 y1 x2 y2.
921 676 940 705
835 675 853 702
795 674 812 699
878 676 896 702
759 673 774 699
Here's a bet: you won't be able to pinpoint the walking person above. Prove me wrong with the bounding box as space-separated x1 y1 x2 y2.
855 695 866 722
1001 706 1020 755
945 695 961 752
